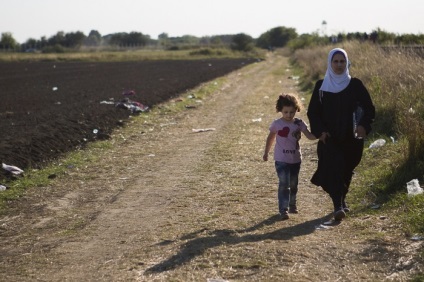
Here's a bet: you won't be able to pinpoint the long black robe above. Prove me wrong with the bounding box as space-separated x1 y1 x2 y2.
307 78 375 198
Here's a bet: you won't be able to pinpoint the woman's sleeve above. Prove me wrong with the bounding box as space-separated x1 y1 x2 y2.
356 79 376 134
307 80 326 138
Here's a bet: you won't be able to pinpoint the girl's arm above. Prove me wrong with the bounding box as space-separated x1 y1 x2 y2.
263 131 276 161
302 128 317 141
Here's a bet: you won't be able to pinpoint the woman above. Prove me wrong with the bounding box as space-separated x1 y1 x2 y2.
307 48 375 221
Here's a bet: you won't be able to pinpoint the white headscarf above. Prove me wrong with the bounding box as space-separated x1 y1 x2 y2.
319 48 351 93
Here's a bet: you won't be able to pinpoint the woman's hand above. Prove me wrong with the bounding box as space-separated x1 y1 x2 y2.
319 132 330 144
355 125 366 139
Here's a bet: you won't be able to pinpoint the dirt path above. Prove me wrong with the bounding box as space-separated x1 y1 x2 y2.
0 53 419 281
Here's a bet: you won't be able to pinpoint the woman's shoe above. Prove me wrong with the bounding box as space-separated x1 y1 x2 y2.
334 209 346 221
342 201 350 212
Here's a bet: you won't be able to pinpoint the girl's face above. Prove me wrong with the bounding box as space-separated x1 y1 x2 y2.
331 53 347 75
281 106 296 122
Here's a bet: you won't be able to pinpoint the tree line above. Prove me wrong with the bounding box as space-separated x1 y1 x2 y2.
1 27 424 53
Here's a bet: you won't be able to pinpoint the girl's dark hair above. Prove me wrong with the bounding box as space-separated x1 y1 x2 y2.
276 93 301 112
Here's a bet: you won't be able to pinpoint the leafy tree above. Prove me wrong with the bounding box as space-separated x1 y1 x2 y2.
48 31 66 46
231 33 254 51
158 33 169 47
257 26 297 49
395 34 424 45
64 31 86 47
168 35 199 46
85 30 102 46
109 32 150 47
24 38 38 47
46 31 86 48
158 33 168 40
370 28 396 44
0 32 18 50
109 33 125 45
210 36 223 46
287 32 328 51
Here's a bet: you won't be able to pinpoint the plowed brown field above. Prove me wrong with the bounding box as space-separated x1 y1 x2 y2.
0 58 254 174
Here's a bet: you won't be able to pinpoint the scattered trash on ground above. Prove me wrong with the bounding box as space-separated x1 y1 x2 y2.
411 235 423 241
288 76 300 80
52 87 58 91
100 100 115 105
114 90 149 114
160 122 177 127
122 90 135 96
407 179 423 196
207 278 229 282
315 224 333 230
2 163 24 176
252 118 262 122
371 204 381 209
0 184 7 191
192 128 216 133
369 138 386 149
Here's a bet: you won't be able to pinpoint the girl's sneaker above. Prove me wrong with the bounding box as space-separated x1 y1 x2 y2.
289 206 298 214
280 211 290 220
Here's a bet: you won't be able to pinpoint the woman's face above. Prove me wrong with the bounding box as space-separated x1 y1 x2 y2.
331 53 347 75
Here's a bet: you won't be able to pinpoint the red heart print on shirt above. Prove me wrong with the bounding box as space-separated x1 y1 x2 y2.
278 127 290 138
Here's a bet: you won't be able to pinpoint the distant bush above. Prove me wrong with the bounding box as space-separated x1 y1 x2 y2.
42 44 67 53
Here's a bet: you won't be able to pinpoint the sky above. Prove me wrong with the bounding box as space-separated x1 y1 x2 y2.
1 0 423 43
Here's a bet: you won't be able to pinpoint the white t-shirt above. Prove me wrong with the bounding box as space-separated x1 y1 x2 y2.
269 117 308 164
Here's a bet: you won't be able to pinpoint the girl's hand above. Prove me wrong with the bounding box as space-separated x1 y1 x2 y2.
263 153 269 161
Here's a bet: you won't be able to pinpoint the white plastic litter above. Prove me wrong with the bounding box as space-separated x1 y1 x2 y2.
411 235 423 241
2 163 24 175
252 118 262 122
369 139 386 149
100 100 115 105
0 185 6 191
192 128 216 133
406 179 423 197
315 224 332 230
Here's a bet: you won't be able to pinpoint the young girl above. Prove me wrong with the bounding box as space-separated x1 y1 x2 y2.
263 93 316 220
